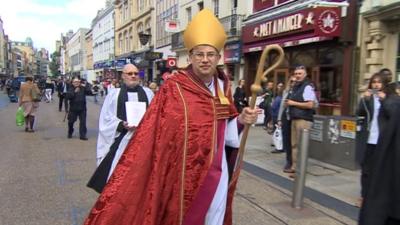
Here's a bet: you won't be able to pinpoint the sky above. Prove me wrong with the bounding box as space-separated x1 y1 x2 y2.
0 0 106 54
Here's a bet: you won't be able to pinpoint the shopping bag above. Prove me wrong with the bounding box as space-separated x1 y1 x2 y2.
272 126 283 150
16 107 25 127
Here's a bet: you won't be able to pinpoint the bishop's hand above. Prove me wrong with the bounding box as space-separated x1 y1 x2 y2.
238 107 261 125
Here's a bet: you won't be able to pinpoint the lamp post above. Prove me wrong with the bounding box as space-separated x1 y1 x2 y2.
138 32 151 46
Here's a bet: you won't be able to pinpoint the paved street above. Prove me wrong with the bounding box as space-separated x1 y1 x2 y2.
0 93 358 225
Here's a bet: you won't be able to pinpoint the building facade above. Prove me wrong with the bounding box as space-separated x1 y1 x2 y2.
241 0 357 116
36 48 49 78
11 48 24 78
114 0 136 78
358 0 400 85
92 2 115 80
60 31 74 76
66 28 90 77
84 29 96 83
154 0 178 82
11 38 36 77
0 17 6 78
114 0 162 82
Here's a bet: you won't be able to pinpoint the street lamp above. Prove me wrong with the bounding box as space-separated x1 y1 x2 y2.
138 32 151 46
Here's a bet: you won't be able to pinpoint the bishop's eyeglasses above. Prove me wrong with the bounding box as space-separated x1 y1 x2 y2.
191 51 219 61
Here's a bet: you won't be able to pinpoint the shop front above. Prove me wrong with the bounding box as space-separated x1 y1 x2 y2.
131 50 163 83
242 2 357 115
94 60 118 81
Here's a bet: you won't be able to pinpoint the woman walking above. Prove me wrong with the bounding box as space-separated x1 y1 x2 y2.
233 79 247 113
18 76 40 132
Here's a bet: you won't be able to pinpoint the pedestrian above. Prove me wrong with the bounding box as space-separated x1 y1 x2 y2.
66 76 92 140
285 65 317 178
355 72 388 207
278 76 296 171
18 76 40 132
99 81 104 97
102 79 109 95
83 9 259 225
148 82 158 94
57 77 69 112
358 88 400 225
91 81 100 103
260 81 274 132
270 82 284 154
44 78 54 103
87 64 154 193
233 79 247 113
379 68 400 96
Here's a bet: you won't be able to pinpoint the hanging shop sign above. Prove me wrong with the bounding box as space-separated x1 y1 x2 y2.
224 42 241 64
166 57 177 68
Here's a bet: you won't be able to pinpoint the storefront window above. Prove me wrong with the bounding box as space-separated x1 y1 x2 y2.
319 67 342 103
319 48 343 65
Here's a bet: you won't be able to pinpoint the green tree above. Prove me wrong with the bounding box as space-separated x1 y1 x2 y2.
49 51 61 77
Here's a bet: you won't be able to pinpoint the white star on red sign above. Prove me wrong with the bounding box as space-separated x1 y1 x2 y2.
253 27 260 37
322 13 334 28
306 12 314 24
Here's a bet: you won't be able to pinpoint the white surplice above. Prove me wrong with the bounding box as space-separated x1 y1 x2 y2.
96 87 154 180
205 79 241 225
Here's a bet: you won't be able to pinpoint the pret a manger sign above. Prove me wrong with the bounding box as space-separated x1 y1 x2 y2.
253 13 304 38
242 7 342 44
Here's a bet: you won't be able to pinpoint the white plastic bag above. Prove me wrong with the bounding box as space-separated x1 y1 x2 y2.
273 127 283 150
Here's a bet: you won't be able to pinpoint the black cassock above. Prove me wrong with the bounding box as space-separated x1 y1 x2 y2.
86 84 149 193
359 95 400 225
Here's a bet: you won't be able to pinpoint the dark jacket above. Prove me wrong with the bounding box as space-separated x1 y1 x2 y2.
233 86 247 113
355 96 386 163
271 95 282 119
66 84 92 112
57 82 69 94
288 79 314 121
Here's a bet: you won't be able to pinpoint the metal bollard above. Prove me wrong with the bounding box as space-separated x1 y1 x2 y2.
291 129 310 209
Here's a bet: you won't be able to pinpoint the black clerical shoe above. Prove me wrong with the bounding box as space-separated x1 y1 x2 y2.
271 149 284 154
68 134 72 139
80 137 88 141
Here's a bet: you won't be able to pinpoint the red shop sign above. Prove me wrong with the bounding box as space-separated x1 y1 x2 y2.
242 7 342 44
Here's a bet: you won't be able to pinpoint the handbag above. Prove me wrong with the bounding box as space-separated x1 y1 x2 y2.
272 127 283 150
16 107 25 127
258 100 266 109
31 86 41 102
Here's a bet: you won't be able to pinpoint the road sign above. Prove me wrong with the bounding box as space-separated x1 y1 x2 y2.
166 57 177 68
165 20 180 32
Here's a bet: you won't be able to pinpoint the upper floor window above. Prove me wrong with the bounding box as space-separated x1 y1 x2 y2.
138 0 144 11
124 3 129 21
213 0 219 17
186 7 192 22
198 1 204 11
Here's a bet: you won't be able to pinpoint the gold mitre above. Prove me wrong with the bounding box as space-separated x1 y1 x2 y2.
183 9 227 52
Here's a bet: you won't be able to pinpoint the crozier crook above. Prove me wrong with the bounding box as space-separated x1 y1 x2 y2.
230 44 285 186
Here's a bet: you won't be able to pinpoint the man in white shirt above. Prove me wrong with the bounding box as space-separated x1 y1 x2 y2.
284 65 316 177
